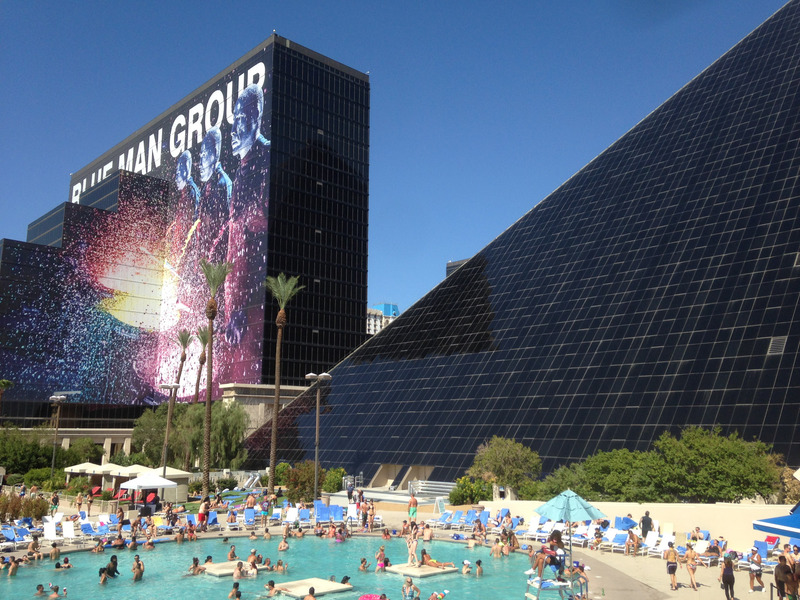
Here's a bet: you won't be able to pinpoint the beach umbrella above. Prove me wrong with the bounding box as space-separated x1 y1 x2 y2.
536 490 605 576
752 512 800 537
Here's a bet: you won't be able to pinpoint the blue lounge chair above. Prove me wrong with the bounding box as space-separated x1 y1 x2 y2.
444 510 463 530
330 505 344 524
431 511 452 529
207 511 221 531
298 509 311 528
243 508 256 529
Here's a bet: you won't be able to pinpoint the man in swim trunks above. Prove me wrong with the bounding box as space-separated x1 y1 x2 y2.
408 492 418 520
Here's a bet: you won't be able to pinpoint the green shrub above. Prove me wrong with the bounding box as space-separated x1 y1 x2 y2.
215 477 238 491
449 476 492 505
322 467 346 493
23 467 55 488
0 494 9 522
42 476 66 492
275 462 291 486
100 490 113 501
188 480 203 494
6 473 24 486
66 476 91 495
7 493 23 521
286 460 320 503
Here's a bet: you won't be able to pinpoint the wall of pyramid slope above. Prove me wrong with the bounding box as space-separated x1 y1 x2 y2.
246 0 800 480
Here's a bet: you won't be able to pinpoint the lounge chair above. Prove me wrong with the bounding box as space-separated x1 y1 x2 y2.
638 530 659 555
430 511 452 529
444 510 463 530
330 505 344 525
42 522 64 546
534 520 555 542
207 511 221 531
457 510 477 531
315 504 331 524
243 508 257 529
345 504 359 527
608 532 630 553
79 522 104 541
648 534 675 558
596 528 621 551
298 509 311 528
282 507 299 525
62 521 85 547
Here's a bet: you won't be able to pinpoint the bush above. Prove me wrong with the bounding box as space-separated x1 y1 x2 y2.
286 461 321 503
322 467 346 493
100 490 113 501
42 476 67 492
6 493 23 521
449 476 492 505
188 480 203 495
215 477 238 491
24 467 57 488
67 476 91 495
21 496 49 520
0 494 9 522
275 462 291 486
6 473 23 486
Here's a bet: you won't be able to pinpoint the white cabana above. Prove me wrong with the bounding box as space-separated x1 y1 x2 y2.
111 464 151 478
120 473 177 490
144 468 191 503
63 462 102 484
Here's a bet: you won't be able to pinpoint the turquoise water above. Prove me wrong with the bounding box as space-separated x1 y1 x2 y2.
0 535 542 599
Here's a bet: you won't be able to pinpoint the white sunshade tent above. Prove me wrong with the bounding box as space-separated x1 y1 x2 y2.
119 473 177 490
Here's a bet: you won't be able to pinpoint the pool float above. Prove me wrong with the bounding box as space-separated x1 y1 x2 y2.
359 595 381 600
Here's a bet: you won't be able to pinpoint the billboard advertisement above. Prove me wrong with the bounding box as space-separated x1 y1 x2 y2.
3 45 275 405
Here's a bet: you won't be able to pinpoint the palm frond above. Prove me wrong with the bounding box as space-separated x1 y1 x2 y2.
200 259 233 297
264 273 305 310
175 329 194 350
196 326 210 348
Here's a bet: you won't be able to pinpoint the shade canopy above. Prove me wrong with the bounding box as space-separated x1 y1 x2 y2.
85 462 124 475
119 473 177 490
536 489 605 523
112 464 151 478
63 462 101 474
752 512 800 538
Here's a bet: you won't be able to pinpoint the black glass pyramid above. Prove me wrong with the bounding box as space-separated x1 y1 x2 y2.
247 0 800 480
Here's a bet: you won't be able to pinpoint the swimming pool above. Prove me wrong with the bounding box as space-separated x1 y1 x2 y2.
0 535 544 599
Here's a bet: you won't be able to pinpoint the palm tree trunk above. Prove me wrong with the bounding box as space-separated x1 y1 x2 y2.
203 318 214 497
160 357 185 473
268 324 284 494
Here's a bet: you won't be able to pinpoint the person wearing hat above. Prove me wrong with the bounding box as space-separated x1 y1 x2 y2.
748 546 765 592
663 541 680 591
340 575 352 586
402 576 421 600
461 559 471 574
247 549 259 568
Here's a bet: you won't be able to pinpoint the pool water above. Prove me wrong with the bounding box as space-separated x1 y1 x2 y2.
0 535 542 599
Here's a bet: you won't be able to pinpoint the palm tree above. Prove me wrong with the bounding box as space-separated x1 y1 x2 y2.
199 259 232 497
160 329 193 475
192 327 210 404
264 273 305 494
0 380 13 417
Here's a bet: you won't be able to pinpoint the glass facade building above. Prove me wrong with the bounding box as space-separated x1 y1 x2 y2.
0 36 369 427
249 1 800 480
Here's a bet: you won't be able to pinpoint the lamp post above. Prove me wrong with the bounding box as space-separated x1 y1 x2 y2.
49 391 80 480
305 372 332 501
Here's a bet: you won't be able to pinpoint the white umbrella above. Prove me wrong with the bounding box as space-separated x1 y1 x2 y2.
120 473 177 490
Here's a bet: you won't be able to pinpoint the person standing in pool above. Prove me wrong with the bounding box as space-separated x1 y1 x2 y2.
303 587 316 600
402 577 421 600
406 533 418 566
131 554 144 581
106 555 120 578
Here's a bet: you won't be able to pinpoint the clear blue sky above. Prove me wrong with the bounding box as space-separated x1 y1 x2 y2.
0 1 788 312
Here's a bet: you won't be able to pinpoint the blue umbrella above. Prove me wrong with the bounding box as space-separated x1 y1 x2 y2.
752 512 800 538
535 490 606 581
535 489 605 524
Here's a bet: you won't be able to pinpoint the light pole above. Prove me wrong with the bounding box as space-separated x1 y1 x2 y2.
49 391 80 480
305 372 331 501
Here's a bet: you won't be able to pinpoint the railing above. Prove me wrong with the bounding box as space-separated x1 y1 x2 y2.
408 479 457 497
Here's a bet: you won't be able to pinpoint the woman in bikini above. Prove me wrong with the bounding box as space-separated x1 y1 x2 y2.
683 542 702 591
420 549 454 569
375 545 386 572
